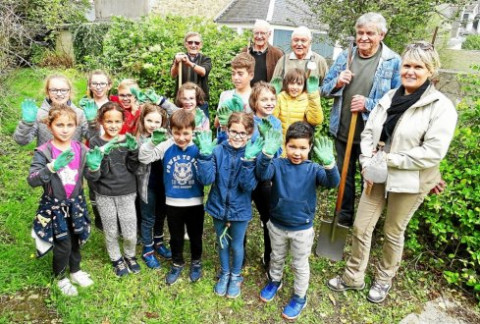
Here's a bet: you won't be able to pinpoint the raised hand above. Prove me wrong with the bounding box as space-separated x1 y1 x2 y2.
83 99 98 122
196 130 217 156
145 89 164 105
86 146 104 171
151 128 168 146
78 96 90 109
306 75 320 94
245 138 264 160
217 107 233 127
53 149 74 171
119 133 138 151
313 136 335 165
21 99 38 123
130 87 148 104
270 77 283 94
102 136 120 155
194 108 205 128
222 94 244 112
258 118 273 139
262 129 283 156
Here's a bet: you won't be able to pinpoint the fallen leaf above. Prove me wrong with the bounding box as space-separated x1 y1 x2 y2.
328 293 336 306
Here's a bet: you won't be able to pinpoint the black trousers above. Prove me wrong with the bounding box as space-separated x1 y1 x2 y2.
251 180 272 265
335 139 363 226
166 205 204 266
53 219 81 278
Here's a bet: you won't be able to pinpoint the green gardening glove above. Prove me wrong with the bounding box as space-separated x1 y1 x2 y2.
245 138 264 160
306 76 320 94
196 130 217 156
83 99 98 122
270 77 283 94
151 128 168 146
102 136 120 155
119 133 138 151
194 108 205 128
221 94 244 112
262 129 283 156
130 87 148 103
53 149 74 171
86 146 104 171
21 99 38 123
313 136 335 165
217 107 233 127
145 89 164 105
258 118 273 139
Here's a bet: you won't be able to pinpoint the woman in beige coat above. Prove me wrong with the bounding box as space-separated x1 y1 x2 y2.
327 41 458 303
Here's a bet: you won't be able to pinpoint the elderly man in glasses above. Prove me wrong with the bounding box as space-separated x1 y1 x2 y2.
242 20 284 85
321 12 402 227
171 32 212 118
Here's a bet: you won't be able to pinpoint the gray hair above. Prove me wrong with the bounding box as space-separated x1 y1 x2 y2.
184 32 202 43
254 19 271 33
292 26 312 40
355 12 388 35
402 41 441 76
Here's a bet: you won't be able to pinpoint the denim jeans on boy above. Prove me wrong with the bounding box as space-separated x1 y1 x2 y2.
213 219 249 276
140 188 167 246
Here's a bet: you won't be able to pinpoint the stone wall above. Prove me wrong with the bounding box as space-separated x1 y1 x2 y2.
95 0 149 19
152 0 230 18
436 70 469 105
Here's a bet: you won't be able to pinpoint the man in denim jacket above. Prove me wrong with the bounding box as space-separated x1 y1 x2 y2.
322 12 401 226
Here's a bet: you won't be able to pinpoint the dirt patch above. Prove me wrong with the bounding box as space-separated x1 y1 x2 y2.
0 288 62 323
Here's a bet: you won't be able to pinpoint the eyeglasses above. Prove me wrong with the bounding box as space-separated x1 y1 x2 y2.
187 41 201 46
49 88 70 95
119 94 134 99
228 129 248 139
407 41 434 50
91 82 108 88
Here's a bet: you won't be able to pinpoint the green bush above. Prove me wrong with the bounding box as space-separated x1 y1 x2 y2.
407 65 480 302
71 22 110 66
89 15 250 115
462 34 480 50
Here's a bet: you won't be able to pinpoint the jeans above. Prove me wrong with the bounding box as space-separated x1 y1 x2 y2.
140 187 167 246
213 218 249 276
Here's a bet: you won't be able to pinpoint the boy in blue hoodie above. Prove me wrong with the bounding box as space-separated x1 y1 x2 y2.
256 122 340 320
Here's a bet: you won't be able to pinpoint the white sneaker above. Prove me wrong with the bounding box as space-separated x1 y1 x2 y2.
58 278 78 296
70 270 94 287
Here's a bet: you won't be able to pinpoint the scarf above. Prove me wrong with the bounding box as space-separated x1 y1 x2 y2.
380 79 430 142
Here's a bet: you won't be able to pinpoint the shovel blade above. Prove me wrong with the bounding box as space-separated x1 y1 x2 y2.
315 219 349 261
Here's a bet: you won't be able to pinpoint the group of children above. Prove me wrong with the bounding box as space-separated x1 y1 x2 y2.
17 52 340 320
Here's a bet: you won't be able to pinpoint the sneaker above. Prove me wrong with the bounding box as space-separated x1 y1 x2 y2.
124 256 141 274
112 258 129 277
57 278 78 296
189 261 202 282
166 264 184 285
327 276 365 292
260 280 282 302
214 273 230 296
282 294 307 320
70 270 94 287
367 281 391 303
142 246 160 269
155 243 172 260
226 274 243 298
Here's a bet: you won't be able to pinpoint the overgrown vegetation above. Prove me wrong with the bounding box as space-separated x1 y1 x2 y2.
71 22 111 66
462 34 480 50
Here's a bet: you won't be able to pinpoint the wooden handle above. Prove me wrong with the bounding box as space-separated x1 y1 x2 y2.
178 61 183 86
365 182 373 195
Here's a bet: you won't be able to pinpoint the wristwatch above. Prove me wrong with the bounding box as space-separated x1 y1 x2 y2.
192 63 197 69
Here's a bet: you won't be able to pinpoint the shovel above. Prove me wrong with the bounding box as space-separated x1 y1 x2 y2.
178 60 183 86
316 36 356 261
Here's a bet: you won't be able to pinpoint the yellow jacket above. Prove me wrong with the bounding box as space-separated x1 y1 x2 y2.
273 90 323 137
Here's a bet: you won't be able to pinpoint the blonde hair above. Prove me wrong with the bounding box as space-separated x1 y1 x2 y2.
44 74 73 101
249 81 276 112
87 70 112 97
402 41 441 77
43 103 77 126
117 78 139 93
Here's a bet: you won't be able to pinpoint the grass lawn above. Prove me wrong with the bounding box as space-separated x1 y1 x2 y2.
0 68 475 323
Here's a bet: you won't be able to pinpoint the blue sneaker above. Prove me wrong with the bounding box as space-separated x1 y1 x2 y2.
226 274 243 298
282 294 307 320
189 260 202 282
166 264 184 285
142 246 160 269
260 280 282 302
214 273 230 296
124 256 141 274
155 243 172 260
112 258 129 277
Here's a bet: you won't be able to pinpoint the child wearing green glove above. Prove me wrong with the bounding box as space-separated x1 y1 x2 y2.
196 112 263 299
256 122 340 320
175 82 209 132
88 102 141 278
28 104 99 297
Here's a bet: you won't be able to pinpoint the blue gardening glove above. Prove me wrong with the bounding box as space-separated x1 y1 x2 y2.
144 89 164 105
102 136 120 155
270 77 282 94
314 136 335 165
194 108 205 128
196 130 217 156
245 138 264 160
217 107 233 127
130 87 148 103
258 118 273 139
262 129 283 156
21 99 38 123
306 76 320 94
86 146 103 171
82 99 98 122
53 149 74 171
151 128 168 146
119 133 138 151
221 94 244 112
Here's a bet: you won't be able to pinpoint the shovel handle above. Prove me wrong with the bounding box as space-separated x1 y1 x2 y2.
178 61 183 86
